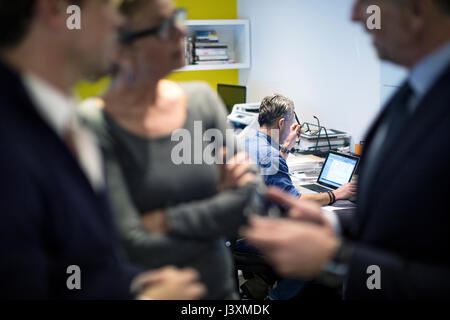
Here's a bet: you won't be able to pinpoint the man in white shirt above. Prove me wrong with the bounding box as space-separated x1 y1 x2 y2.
0 0 205 299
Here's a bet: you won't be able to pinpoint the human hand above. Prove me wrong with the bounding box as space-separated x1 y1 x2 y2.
265 187 333 233
136 266 207 300
333 182 357 201
217 150 256 192
243 216 339 278
141 209 167 233
282 124 301 151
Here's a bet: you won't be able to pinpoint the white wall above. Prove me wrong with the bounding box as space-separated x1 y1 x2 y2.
237 0 383 147
380 62 408 107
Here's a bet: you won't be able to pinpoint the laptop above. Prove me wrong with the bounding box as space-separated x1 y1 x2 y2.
302 151 359 193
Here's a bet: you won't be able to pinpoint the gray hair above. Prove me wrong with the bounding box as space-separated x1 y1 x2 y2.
258 94 294 127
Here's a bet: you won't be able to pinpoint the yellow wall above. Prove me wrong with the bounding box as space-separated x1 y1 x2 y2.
76 0 238 99
168 0 239 91
175 0 237 19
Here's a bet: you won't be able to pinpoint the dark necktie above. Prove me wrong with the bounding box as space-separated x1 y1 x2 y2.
382 83 414 146
358 83 414 211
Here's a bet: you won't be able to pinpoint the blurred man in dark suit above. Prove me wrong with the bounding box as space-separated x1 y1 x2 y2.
0 0 205 299
244 0 450 299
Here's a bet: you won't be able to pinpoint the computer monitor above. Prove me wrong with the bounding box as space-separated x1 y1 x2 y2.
217 84 247 114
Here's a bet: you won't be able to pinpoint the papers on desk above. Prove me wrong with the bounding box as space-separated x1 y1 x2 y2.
296 124 350 153
322 200 357 214
286 154 324 174
291 172 318 186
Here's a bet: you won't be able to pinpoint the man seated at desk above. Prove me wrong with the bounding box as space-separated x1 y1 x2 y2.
237 94 356 300
244 94 357 206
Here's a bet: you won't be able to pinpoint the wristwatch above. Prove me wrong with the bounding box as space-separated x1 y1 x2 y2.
317 239 354 287
280 145 291 154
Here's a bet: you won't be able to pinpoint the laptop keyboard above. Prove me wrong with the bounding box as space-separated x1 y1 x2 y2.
302 184 332 193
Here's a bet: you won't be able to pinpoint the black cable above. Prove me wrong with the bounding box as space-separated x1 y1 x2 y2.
313 116 332 155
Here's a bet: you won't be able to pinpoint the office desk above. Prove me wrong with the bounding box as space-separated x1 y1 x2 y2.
289 154 357 214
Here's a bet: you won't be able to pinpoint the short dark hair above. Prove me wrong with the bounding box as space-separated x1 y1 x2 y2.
119 0 149 17
258 94 294 127
434 0 450 15
0 0 83 50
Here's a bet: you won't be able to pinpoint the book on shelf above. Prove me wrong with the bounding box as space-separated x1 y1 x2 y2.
185 36 195 65
195 30 219 41
195 39 219 43
195 48 228 56
194 60 235 65
196 55 229 61
195 43 228 49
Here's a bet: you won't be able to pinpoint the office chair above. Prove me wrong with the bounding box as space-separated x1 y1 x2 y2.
229 238 280 300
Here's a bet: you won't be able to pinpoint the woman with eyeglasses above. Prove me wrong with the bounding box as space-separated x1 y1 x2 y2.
79 0 261 299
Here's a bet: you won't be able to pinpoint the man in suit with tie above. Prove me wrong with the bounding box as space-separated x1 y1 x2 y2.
0 0 205 299
244 0 450 299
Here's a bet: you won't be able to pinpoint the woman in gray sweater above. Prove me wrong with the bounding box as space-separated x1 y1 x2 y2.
80 0 261 299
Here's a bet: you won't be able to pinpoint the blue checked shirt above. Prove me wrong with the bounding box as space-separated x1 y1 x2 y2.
245 131 301 198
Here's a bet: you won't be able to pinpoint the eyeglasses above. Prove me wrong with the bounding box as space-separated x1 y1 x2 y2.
119 8 187 44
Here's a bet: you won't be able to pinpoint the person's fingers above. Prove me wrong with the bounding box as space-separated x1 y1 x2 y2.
232 162 251 179
182 283 207 300
236 172 255 187
267 188 323 221
243 218 278 242
266 248 292 271
221 165 251 188
177 268 201 283
217 147 228 165
248 215 280 231
138 266 178 285
229 152 249 165
289 208 324 225
266 187 299 209
140 281 206 300
243 217 290 250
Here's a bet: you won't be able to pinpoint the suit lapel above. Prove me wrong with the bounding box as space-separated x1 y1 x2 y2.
0 60 102 203
355 64 450 236
355 83 408 212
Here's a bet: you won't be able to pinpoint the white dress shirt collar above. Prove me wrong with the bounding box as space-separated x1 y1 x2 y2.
21 72 104 191
409 41 450 107
22 72 78 137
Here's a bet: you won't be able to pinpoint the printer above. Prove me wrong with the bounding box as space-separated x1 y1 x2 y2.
227 102 261 130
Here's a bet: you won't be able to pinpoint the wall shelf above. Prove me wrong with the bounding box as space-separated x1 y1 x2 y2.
176 19 251 72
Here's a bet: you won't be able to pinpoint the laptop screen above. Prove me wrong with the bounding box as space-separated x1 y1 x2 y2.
317 152 359 188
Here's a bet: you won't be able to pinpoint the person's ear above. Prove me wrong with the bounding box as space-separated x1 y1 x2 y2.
278 118 285 130
408 0 428 34
36 0 69 32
